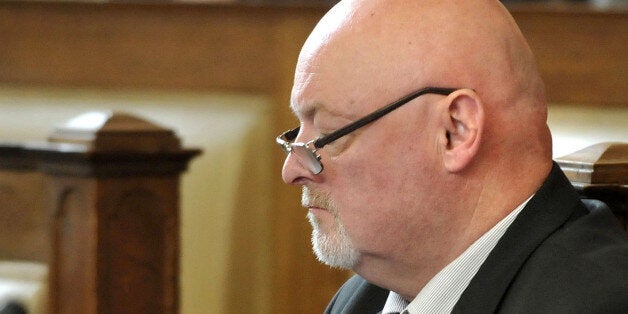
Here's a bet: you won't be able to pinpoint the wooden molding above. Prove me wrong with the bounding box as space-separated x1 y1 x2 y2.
557 142 628 229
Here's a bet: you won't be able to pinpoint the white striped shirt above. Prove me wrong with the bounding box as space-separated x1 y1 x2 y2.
382 196 532 314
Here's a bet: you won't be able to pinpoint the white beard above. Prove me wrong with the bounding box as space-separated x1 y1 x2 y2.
303 187 360 269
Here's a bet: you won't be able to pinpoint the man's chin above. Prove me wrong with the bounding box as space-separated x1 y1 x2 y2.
310 228 360 269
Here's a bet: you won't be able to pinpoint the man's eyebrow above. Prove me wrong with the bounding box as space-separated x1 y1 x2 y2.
290 101 325 121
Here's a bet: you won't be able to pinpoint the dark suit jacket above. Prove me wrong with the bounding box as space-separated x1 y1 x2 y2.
325 164 628 313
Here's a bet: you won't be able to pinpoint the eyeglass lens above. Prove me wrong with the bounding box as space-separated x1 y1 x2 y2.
290 143 323 174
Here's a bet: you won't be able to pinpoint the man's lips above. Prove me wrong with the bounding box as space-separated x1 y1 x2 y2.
305 204 323 209
305 205 328 213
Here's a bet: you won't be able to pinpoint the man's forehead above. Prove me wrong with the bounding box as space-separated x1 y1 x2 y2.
289 0 516 120
290 94 342 123
291 63 347 115
291 44 395 121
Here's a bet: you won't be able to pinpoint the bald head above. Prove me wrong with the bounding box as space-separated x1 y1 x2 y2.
294 0 551 166
286 0 554 293
299 0 542 103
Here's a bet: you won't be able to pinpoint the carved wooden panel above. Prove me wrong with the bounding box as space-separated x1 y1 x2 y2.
98 178 179 314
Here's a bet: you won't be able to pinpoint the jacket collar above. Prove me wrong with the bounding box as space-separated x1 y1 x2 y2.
452 163 583 313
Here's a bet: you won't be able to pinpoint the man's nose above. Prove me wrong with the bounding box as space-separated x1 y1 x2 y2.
281 151 315 185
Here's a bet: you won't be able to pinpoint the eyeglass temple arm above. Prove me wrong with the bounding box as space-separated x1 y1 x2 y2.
313 87 457 149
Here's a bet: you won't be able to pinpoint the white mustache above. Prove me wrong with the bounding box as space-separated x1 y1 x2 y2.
302 186 335 213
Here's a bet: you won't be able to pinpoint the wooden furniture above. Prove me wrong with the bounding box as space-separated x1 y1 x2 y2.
557 142 628 230
0 112 201 313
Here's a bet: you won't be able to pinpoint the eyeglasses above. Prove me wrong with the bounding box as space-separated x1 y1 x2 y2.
276 87 458 174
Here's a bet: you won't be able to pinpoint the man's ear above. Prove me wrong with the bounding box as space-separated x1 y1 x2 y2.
442 90 484 172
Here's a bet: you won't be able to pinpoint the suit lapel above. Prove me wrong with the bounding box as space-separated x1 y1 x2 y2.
452 164 584 313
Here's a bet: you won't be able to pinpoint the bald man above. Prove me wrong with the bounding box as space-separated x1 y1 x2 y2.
277 0 628 313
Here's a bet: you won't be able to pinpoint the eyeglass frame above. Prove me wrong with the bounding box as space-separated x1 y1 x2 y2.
276 86 459 174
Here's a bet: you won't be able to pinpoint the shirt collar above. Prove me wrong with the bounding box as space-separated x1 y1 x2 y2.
382 195 533 313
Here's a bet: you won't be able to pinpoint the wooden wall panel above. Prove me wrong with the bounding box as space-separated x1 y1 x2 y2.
0 3 279 92
0 3 625 104
511 6 628 106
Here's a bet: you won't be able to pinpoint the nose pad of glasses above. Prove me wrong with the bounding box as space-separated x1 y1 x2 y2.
291 146 323 174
